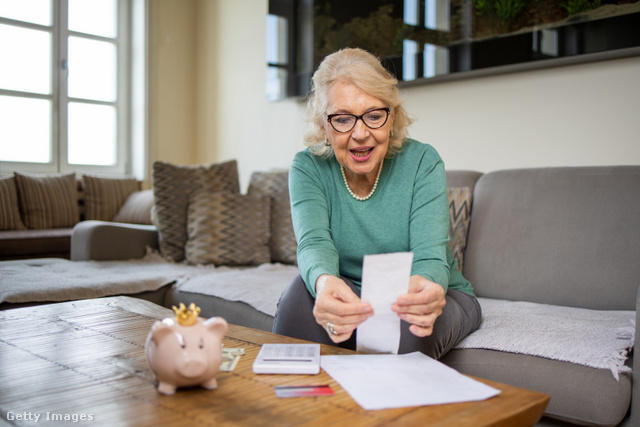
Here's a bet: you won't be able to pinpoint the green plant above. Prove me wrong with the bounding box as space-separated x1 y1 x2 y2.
474 0 496 16
473 0 529 33
495 0 529 29
474 0 497 32
561 0 602 16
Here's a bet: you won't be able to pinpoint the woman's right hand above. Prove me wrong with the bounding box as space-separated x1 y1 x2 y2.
313 274 374 343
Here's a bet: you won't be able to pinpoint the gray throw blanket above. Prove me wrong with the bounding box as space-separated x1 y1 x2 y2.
0 253 210 304
454 297 635 379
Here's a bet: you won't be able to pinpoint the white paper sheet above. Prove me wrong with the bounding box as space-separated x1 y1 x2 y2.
357 252 413 354
321 352 501 410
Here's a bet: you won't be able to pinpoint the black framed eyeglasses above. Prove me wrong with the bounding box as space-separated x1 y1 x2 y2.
326 108 390 133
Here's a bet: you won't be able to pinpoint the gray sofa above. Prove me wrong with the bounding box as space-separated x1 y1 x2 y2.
68 165 640 427
0 174 151 261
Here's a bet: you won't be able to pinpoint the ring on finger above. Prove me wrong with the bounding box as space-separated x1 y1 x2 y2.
326 322 338 335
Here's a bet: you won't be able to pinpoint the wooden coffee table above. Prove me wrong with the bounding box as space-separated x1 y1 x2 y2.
0 297 548 426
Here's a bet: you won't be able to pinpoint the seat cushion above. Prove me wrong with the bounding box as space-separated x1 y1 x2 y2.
165 289 274 332
440 348 631 427
0 228 72 260
455 298 634 377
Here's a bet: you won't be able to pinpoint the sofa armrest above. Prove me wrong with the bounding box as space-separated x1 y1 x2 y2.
71 220 159 261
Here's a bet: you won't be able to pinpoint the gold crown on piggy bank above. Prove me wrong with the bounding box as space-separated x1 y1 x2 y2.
172 303 201 326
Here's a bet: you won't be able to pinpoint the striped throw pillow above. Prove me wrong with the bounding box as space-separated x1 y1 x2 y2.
185 191 271 266
83 174 141 221
0 176 27 230
112 190 154 224
448 186 472 272
152 160 240 262
247 171 297 265
14 172 79 229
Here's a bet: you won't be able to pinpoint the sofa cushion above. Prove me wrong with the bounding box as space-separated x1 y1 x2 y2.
166 288 276 332
447 186 471 272
82 174 141 221
0 176 26 231
463 166 640 311
440 349 631 427
0 228 72 260
14 172 79 229
0 254 195 305
455 298 634 377
112 190 154 225
247 171 297 265
185 191 270 266
445 170 483 195
152 160 240 262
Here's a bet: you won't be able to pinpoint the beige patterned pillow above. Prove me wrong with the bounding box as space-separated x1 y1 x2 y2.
112 190 154 224
152 160 240 262
14 172 79 229
448 186 472 272
247 171 297 265
83 174 141 221
0 176 26 231
185 191 271 266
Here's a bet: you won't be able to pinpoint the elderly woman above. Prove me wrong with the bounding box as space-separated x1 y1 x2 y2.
273 48 481 358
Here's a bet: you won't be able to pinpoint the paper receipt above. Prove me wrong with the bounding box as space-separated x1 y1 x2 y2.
357 252 413 354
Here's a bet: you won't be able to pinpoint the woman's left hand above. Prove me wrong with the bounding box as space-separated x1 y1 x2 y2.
391 275 446 337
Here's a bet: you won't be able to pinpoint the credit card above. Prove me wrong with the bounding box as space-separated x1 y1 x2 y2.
274 385 334 398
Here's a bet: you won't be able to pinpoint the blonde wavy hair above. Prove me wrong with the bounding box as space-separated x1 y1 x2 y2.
304 48 413 157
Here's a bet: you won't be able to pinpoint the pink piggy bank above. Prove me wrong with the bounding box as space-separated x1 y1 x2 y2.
146 303 228 395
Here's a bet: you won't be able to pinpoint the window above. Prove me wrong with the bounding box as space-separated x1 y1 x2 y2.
266 0 313 101
266 13 289 102
0 0 146 177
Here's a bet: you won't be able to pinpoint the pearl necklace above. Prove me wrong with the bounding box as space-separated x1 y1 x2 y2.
340 160 384 202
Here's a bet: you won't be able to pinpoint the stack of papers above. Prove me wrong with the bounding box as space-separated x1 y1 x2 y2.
321 352 500 410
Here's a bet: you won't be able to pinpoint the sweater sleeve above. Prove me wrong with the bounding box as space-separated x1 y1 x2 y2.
408 147 451 291
289 152 340 297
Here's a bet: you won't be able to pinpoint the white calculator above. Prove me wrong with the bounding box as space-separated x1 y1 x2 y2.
252 343 321 375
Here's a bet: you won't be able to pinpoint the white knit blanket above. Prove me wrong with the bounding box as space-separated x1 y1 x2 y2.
175 263 300 317
454 297 636 379
0 255 297 318
0 253 211 305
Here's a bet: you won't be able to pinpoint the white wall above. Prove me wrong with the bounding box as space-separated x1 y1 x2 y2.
202 0 307 190
402 56 640 173
149 0 198 168
201 0 640 190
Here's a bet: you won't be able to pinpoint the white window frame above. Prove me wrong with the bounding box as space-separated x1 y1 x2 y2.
0 0 147 178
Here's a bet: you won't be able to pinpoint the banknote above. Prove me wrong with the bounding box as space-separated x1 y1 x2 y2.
220 348 245 371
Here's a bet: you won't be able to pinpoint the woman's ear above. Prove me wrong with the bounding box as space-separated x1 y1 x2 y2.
322 127 330 145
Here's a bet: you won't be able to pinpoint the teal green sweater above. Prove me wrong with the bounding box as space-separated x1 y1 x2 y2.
290 139 474 298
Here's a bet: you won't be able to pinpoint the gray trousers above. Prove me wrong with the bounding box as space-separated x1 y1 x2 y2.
273 274 482 359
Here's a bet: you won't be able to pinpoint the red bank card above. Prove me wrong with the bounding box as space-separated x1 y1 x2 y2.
274 385 334 398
